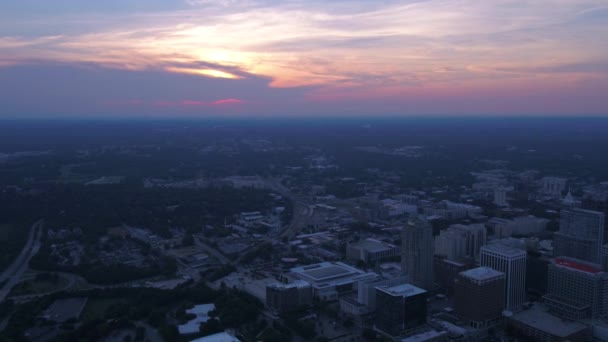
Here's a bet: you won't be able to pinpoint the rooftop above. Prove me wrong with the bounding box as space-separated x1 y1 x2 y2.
554 257 603 274
268 280 311 290
377 283 426 298
401 330 447 342
190 332 241 342
289 262 378 289
291 262 361 281
460 267 505 281
510 305 589 337
481 243 526 257
351 238 396 253
178 304 216 335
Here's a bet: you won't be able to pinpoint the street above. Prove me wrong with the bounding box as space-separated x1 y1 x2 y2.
0 219 44 303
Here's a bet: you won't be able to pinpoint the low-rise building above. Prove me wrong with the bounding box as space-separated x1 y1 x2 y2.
507 305 591 342
346 238 400 264
266 280 312 314
287 262 377 301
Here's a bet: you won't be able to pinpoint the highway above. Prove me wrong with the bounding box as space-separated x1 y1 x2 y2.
0 219 44 303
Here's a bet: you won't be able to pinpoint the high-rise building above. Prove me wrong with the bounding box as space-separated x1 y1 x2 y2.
340 275 409 321
494 188 508 207
434 223 486 261
375 283 428 337
433 256 472 295
402 219 434 290
454 267 505 328
266 280 313 314
480 244 527 311
543 257 608 320
541 177 567 196
553 208 605 264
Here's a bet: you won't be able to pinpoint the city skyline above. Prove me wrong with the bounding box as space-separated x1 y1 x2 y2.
1 0 607 118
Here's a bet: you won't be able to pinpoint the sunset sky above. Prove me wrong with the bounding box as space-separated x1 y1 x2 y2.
1 0 607 117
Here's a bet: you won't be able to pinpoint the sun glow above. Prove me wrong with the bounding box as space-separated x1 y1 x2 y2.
165 66 241 79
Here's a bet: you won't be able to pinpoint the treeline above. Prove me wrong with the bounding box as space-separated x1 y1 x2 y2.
0 183 276 242
4 284 263 341
29 244 177 285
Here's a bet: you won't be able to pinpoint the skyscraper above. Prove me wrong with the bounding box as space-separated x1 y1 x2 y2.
544 257 608 320
480 244 527 311
554 208 605 264
402 218 434 290
454 267 505 328
375 283 428 337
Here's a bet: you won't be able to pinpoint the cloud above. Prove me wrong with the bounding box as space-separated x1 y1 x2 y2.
0 0 607 116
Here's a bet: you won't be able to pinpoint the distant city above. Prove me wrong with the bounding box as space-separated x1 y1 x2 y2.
0 119 606 341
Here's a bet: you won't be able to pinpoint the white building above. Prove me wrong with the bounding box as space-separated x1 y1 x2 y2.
288 262 377 301
191 332 240 342
541 177 567 196
480 244 527 311
434 224 487 261
178 304 216 335
488 216 549 237
346 238 400 264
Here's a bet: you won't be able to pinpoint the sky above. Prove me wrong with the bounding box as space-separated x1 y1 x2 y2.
0 0 607 118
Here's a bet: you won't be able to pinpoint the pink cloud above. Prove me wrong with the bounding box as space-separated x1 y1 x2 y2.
104 98 244 108
211 98 242 105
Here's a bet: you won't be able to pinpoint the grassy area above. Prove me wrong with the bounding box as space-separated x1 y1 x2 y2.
8 274 70 297
81 298 128 322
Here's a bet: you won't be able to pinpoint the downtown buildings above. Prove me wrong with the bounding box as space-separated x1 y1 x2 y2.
554 208 605 264
544 257 608 320
480 243 527 311
454 267 505 328
402 219 434 290
375 283 428 337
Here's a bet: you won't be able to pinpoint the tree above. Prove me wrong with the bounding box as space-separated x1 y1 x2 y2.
182 234 195 247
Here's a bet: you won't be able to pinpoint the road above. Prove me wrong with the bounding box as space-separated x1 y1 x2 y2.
0 219 43 303
193 237 232 265
7 271 88 304
266 178 313 239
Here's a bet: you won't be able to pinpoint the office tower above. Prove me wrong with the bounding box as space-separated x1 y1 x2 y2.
402 219 434 290
454 267 505 328
494 188 508 207
375 284 427 337
434 223 486 261
554 208 605 264
541 177 567 196
434 256 471 295
266 280 313 314
480 244 527 311
543 257 608 320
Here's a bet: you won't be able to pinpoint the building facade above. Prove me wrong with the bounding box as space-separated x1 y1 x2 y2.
553 208 605 264
543 257 608 320
266 280 313 314
454 267 505 328
346 238 400 264
375 284 428 337
434 223 486 261
480 244 527 311
402 219 434 290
